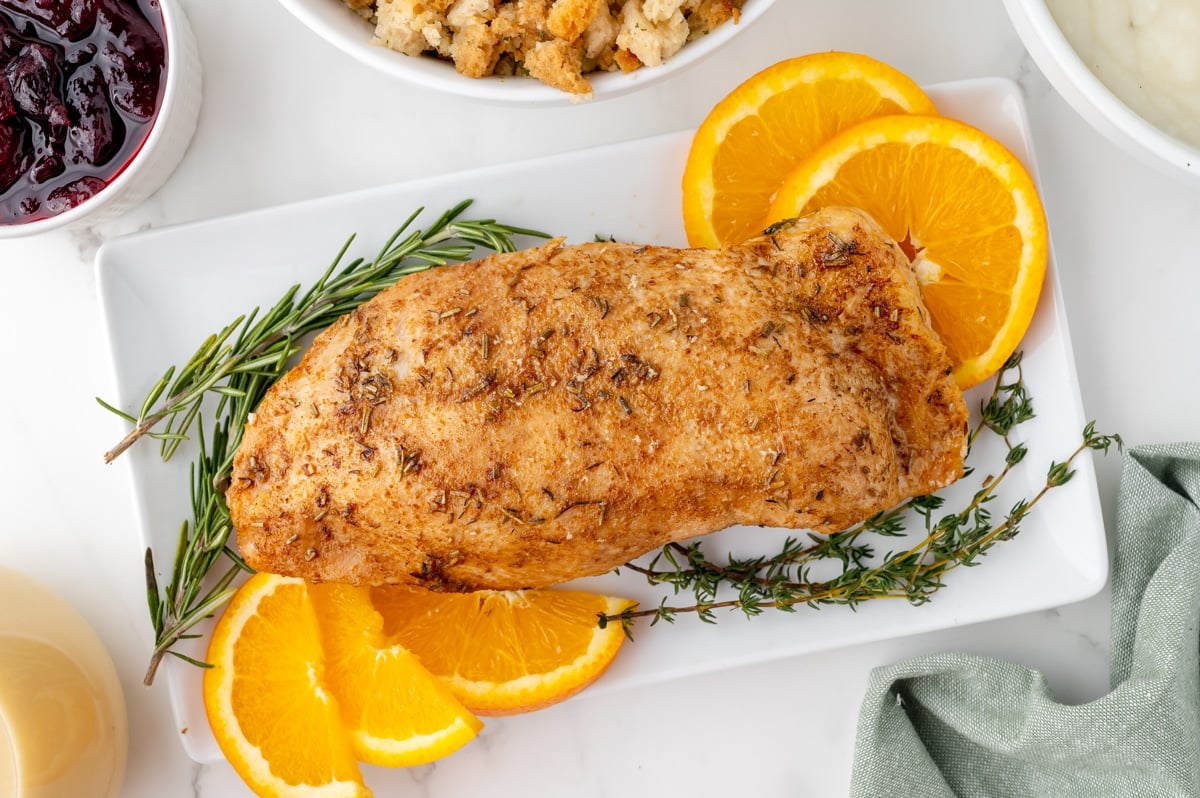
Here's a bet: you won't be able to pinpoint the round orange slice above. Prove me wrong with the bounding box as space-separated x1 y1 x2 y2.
768 114 1048 389
368 587 636 716
682 51 937 249
203 573 369 798
308 583 482 768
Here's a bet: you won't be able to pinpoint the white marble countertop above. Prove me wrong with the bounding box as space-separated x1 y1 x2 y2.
2 1 1198 796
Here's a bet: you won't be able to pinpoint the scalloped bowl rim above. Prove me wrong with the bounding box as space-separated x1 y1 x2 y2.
275 0 777 105
0 1 200 238
1002 0 1200 181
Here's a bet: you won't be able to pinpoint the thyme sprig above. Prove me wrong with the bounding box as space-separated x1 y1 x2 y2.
98 201 545 685
601 354 1122 631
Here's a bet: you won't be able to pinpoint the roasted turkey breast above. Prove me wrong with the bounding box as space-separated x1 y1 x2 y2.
228 206 968 590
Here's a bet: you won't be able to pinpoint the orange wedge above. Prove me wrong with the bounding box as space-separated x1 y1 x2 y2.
203 573 369 798
768 114 1048 389
682 51 937 249
369 587 636 716
204 575 485 797
308 583 482 768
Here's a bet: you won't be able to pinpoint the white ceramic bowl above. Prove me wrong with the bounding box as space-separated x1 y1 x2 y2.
276 0 777 105
1003 0 1200 183
0 1 202 238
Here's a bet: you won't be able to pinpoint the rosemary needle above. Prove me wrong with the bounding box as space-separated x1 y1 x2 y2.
99 200 545 685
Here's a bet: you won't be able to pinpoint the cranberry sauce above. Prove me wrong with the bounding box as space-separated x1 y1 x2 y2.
0 0 165 224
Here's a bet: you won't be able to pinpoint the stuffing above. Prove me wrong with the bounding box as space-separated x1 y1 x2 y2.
449 19 502 77
615 0 687 67
372 0 454 57
640 0 684 23
547 0 603 42
582 4 619 60
524 38 591 94
447 0 494 27
351 0 744 95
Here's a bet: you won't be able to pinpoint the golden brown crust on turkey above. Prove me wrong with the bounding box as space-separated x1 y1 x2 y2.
228 207 968 590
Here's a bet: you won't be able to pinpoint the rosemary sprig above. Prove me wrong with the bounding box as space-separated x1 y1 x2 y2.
600 354 1122 631
99 200 545 685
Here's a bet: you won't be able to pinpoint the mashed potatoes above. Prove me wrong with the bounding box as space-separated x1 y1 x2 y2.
1047 0 1200 148
346 0 743 95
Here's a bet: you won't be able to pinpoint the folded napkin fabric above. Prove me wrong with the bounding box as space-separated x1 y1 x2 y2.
850 443 1200 798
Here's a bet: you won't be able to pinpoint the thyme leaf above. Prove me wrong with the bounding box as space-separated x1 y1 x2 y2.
603 355 1123 632
99 201 545 685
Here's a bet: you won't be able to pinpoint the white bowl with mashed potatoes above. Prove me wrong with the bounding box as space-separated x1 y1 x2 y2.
276 0 777 104
1004 0 1200 183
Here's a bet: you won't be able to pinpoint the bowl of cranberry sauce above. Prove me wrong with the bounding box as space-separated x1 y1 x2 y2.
0 0 200 235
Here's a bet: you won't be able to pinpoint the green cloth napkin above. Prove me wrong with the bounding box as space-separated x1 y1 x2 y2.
850 443 1200 798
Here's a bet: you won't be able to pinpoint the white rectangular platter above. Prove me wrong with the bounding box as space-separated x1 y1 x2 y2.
96 77 1106 763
